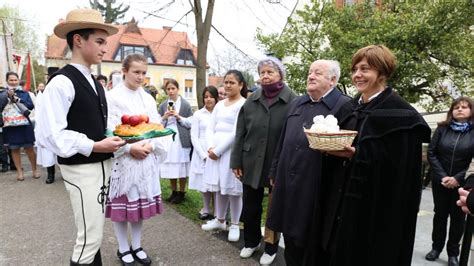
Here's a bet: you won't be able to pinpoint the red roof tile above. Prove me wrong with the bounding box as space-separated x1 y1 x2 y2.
208 76 224 87
45 21 199 66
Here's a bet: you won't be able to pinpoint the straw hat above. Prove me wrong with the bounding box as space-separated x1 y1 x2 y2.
54 8 118 39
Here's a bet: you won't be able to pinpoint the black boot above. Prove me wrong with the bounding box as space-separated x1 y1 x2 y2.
45 166 55 184
69 249 102 266
1 165 8 172
171 191 185 204
166 191 178 202
91 249 102 266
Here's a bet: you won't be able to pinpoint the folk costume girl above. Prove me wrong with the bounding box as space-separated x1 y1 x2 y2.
105 54 167 265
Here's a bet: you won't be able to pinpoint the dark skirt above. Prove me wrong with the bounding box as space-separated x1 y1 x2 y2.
3 124 35 147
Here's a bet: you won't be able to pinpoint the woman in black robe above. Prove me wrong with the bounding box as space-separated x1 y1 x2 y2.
305 45 431 266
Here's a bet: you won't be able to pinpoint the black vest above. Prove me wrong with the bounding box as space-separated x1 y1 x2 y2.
49 64 112 165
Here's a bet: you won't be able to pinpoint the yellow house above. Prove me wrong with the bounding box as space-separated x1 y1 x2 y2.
45 19 207 108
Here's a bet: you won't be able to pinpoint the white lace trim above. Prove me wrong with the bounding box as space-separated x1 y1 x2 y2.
109 153 161 202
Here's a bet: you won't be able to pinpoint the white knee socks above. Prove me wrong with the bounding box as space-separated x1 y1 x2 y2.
215 193 229 220
215 193 242 224
130 221 147 259
229 195 242 225
202 192 212 213
113 221 133 263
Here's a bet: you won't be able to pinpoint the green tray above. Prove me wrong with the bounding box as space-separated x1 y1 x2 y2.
105 128 176 143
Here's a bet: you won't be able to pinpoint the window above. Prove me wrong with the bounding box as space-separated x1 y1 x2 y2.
176 49 195 66
184 79 193 98
114 45 155 63
344 0 355 6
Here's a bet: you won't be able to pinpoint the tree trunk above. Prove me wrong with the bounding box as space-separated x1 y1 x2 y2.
191 0 215 109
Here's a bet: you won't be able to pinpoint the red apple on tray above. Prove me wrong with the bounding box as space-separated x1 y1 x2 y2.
140 114 149 123
121 115 130 124
129 115 141 126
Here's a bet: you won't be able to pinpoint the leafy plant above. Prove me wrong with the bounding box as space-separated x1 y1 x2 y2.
257 0 474 111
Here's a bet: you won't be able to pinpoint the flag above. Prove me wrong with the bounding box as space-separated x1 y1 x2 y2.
12 54 21 67
24 53 31 91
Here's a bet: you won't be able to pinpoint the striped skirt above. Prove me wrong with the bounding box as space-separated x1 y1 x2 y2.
105 195 163 222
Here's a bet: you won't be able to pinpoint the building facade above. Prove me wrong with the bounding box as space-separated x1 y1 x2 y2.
45 19 207 108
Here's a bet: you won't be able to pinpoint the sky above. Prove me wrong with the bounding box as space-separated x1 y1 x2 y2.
1 0 304 73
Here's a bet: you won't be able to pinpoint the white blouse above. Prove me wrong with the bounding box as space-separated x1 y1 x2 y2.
106 82 168 200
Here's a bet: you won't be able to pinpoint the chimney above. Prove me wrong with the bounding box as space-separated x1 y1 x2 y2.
163 26 172 31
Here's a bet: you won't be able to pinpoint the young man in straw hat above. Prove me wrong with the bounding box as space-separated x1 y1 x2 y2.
35 8 125 265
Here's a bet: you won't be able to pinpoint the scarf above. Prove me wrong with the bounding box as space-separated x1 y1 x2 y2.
450 121 471 133
262 81 284 100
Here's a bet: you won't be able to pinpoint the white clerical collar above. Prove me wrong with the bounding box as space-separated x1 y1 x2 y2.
309 87 335 102
358 90 383 104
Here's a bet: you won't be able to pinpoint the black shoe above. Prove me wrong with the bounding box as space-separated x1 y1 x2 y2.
1 165 8 172
199 212 214 220
425 249 441 261
166 191 178 202
171 191 185 204
117 250 136 266
46 166 55 184
448 256 459 266
130 247 151 265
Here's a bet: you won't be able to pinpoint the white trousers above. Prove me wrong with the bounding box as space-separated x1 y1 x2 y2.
60 159 112 264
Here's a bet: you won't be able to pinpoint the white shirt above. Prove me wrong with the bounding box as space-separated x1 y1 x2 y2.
35 64 98 158
309 87 335 102
358 90 384 104
190 107 212 160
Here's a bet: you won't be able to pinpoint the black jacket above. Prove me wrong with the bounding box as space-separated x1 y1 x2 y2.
428 125 474 185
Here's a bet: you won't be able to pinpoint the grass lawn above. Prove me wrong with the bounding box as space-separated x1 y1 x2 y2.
160 179 270 226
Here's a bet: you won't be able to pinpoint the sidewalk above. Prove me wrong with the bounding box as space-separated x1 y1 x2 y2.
0 162 472 265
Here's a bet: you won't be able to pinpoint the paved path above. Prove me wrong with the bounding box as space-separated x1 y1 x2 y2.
0 163 472 265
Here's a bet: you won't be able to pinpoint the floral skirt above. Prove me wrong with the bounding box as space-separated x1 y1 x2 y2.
105 195 163 222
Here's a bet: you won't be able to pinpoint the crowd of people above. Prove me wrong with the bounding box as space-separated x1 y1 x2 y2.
2 7 473 266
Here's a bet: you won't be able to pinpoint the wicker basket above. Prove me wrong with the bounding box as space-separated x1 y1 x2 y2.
304 128 358 151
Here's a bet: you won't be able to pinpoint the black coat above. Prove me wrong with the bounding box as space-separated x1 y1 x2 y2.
266 89 350 247
428 125 474 185
305 88 431 266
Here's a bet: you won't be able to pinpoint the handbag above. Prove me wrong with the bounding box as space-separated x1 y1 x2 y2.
2 101 30 127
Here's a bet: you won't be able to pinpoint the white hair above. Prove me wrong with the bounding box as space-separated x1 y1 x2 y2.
314 59 341 83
